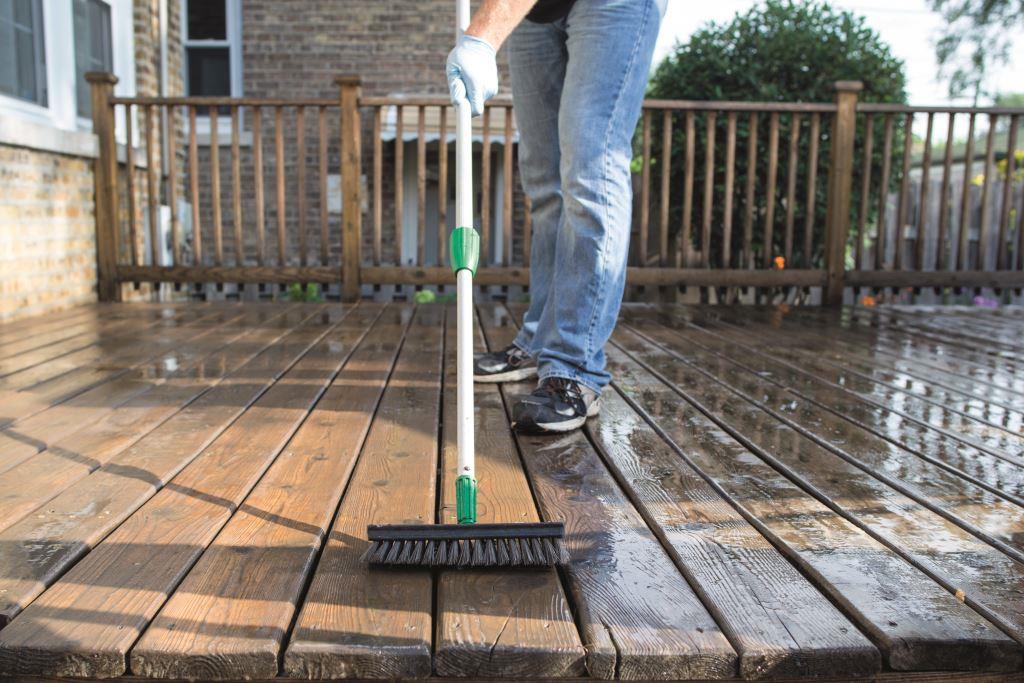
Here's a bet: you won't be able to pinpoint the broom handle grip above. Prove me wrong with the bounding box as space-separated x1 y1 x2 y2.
455 0 475 482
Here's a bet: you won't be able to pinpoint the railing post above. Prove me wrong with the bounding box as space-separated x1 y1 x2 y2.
86 72 120 302
823 80 862 306
336 75 362 301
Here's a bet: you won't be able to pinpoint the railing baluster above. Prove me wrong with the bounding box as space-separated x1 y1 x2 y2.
146 104 160 266
762 112 779 269
659 110 673 266
482 106 492 265
275 106 287 266
997 115 1018 270
855 113 874 270
875 114 894 270
210 107 223 266
125 104 138 265
957 113 976 270
319 106 329 266
977 114 997 269
915 113 934 270
803 112 820 267
395 105 404 265
503 106 513 268
188 106 202 266
937 113 955 270
296 106 307 266
701 111 717 268
253 107 266 266
231 105 243 266
680 111 695 268
722 111 737 268
166 105 179 266
373 106 383 266
438 106 448 267
894 113 913 270
743 112 758 269
784 112 801 265
417 106 426 266
640 109 652 264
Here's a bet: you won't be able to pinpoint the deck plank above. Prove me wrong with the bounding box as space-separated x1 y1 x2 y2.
434 305 586 678
685 308 1024 461
487 305 738 681
611 322 1024 656
129 305 404 679
627 311 1024 560
661 311 1024 504
283 305 443 679
0 307 237 428
704 309 1024 464
0 305 217 391
0 307 342 628
0 306 299 502
706 306 1024 414
0 305 365 678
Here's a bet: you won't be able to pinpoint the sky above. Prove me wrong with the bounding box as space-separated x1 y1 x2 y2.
652 0 1024 106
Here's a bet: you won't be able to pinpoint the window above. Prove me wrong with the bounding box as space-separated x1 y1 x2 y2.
0 0 47 106
183 0 241 115
73 0 113 118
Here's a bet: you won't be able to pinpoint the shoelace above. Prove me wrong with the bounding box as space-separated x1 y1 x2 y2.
537 377 583 403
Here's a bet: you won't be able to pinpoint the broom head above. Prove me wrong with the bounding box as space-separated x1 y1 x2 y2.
363 521 567 568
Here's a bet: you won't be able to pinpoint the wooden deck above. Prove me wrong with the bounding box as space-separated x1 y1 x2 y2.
0 301 1022 682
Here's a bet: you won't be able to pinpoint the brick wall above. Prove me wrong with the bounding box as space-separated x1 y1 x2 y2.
0 147 97 322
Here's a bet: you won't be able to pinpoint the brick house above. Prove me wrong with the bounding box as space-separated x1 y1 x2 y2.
1 0 519 321
1 0 182 321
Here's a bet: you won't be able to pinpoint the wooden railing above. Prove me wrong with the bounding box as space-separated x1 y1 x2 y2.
85 73 1024 304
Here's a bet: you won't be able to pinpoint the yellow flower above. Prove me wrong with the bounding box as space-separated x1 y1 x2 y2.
773 256 786 270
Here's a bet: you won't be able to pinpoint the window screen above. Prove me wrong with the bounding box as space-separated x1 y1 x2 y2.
73 0 113 117
0 0 47 106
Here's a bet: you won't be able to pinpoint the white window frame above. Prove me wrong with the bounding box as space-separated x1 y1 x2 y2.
0 0 135 140
182 0 242 137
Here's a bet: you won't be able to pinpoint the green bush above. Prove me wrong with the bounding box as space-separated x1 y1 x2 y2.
284 283 323 302
646 0 907 268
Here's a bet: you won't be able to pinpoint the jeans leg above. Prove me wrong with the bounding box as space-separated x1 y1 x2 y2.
506 19 567 353
532 0 664 392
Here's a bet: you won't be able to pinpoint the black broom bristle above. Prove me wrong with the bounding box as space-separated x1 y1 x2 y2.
362 522 567 569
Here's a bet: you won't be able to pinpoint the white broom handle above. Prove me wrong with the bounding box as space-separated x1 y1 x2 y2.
455 0 474 480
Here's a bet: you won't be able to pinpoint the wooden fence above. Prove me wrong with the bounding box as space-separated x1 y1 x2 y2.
85 73 1024 304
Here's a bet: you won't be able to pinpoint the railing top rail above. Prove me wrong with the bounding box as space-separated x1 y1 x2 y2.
858 103 1024 115
358 94 514 107
641 99 838 112
109 96 338 107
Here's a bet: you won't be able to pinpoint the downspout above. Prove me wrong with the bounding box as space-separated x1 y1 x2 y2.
159 0 169 176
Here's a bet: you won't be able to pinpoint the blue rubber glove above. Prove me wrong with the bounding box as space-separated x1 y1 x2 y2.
446 34 498 117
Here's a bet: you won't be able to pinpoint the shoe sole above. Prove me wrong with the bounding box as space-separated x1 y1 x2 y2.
518 400 601 434
473 366 538 383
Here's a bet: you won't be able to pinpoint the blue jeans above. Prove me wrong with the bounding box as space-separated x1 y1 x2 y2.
508 0 665 393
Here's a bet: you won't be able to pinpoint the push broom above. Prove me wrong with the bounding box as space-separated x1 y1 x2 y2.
363 0 567 570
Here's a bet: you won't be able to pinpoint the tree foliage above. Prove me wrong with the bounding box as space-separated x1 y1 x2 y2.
645 0 907 268
928 0 1024 102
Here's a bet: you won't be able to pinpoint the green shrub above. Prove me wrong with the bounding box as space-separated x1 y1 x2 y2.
285 283 323 302
646 0 907 268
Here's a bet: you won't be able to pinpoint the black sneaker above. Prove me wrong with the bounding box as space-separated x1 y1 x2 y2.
474 344 537 383
512 377 600 433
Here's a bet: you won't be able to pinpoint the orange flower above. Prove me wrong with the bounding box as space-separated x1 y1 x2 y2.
861 295 876 308
773 256 786 270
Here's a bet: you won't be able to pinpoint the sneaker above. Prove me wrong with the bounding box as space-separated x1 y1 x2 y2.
474 344 537 383
512 377 601 433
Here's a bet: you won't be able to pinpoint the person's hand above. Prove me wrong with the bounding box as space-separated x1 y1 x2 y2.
446 34 498 117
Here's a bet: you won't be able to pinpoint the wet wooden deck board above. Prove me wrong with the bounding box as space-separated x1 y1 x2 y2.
0 301 1021 681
